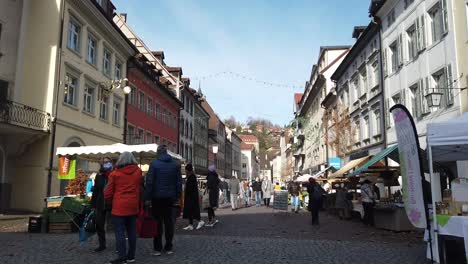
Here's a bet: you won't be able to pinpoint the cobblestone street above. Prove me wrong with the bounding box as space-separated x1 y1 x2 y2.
0 205 428 264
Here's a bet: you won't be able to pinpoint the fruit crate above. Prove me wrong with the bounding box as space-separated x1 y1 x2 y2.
48 223 71 233
60 197 86 214
48 208 76 223
46 196 65 208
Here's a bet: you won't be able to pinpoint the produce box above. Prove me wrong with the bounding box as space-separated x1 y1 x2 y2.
60 197 86 214
48 208 75 223
48 223 71 233
46 196 65 208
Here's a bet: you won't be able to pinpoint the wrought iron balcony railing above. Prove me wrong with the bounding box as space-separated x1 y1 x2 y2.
0 100 51 132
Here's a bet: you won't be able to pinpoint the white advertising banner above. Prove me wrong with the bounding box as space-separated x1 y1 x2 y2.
391 105 427 228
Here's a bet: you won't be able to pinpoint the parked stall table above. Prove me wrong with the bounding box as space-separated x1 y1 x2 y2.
373 203 416 231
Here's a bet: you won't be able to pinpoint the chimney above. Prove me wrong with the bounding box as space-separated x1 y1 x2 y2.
120 13 127 22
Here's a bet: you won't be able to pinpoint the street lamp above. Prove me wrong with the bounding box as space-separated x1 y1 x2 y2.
212 144 219 171
425 89 443 108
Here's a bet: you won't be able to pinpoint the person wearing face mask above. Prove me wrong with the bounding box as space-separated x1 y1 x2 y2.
90 157 113 252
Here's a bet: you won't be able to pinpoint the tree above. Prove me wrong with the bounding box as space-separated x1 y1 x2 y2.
65 169 89 195
322 102 356 158
224 116 241 129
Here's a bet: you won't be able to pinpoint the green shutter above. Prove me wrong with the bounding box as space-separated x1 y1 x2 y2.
441 0 448 34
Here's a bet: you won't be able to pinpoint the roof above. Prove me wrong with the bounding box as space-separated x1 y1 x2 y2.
241 142 255 151
352 26 368 38
151 51 165 59
239 134 259 142
294 93 303 105
369 0 386 16
166 66 183 75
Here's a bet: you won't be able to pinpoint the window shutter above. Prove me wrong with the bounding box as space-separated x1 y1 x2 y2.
400 88 407 106
418 15 426 52
383 48 388 77
421 77 430 114
398 34 404 66
445 64 454 105
441 0 448 34
385 98 391 129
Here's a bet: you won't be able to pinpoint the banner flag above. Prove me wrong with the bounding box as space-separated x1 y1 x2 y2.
58 155 76 180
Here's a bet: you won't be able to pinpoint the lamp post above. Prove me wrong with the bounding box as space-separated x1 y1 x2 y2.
212 144 219 170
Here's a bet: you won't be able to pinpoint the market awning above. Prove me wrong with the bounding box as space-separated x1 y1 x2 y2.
347 145 398 178
329 156 370 178
296 166 332 182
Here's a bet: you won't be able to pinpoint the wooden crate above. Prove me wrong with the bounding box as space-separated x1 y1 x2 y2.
48 223 71 233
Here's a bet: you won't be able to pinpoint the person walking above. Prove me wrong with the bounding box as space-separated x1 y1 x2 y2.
90 157 113 253
288 181 300 213
144 145 182 256
205 165 220 227
335 184 347 220
261 177 272 207
274 182 281 191
182 164 204 231
252 178 262 207
104 152 142 264
243 180 250 207
307 178 325 225
360 178 376 226
229 176 240 210
219 178 227 205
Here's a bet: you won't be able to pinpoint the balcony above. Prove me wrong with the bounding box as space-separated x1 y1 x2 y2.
295 129 305 140
0 100 51 132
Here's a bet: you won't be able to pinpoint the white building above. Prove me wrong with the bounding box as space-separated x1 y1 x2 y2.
372 0 461 150
241 143 258 182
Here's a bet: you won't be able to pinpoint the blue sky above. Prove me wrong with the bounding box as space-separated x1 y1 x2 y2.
113 0 372 126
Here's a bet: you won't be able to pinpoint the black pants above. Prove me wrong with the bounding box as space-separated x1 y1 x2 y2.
152 198 175 252
95 209 107 247
362 202 375 226
263 198 270 207
207 208 215 222
189 216 200 225
310 199 321 225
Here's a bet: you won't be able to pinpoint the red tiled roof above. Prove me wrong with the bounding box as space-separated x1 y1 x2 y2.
241 142 255 150
239 134 258 142
294 93 303 105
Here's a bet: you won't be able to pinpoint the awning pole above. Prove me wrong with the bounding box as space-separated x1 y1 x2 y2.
428 146 437 263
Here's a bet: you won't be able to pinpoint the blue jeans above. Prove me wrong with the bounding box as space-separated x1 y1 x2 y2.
245 190 250 205
112 215 137 259
255 191 262 205
291 195 300 211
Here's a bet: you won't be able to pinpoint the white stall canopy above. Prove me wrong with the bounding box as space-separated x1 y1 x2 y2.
56 143 183 163
427 113 468 162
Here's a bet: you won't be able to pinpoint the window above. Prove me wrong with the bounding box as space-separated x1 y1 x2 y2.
429 2 446 44
363 116 369 140
103 48 111 76
371 61 379 88
138 91 145 111
351 77 359 102
147 97 153 116
168 112 172 127
99 95 108 120
129 88 137 105
242 163 247 168
343 86 349 106
163 109 167 124
115 62 122 80
390 41 398 73
359 68 367 97
409 83 421 118
83 84 95 113
374 110 381 135
112 97 121 126
407 25 417 61
86 35 97 65
67 18 81 52
154 135 160 145
155 103 161 120
64 73 78 106
128 125 135 144
146 132 152 144
180 118 185 136
138 128 144 144
387 9 396 27
431 66 453 106
392 93 401 105
354 120 360 143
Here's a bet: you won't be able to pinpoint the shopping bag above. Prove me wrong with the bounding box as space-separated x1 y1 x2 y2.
201 190 210 210
79 209 96 242
136 206 158 238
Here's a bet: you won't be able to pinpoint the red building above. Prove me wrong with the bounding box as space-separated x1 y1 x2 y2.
125 55 181 153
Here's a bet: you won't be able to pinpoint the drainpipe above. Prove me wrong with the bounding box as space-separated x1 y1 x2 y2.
46 0 66 197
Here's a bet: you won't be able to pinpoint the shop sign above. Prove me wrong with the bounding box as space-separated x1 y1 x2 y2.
390 105 427 229
328 157 342 169
58 155 76 180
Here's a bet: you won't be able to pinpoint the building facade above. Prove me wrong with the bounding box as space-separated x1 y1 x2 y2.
239 134 259 152
179 80 197 162
453 0 468 113
372 0 461 150
227 128 242 178
294 46 350 176
201 100 226 177
241 143 259 182
225 139 232 179
328 23 385 165
192 88 209 176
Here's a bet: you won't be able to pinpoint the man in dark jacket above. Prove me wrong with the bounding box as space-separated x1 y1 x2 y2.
145 145 182 256
90 157 113 252
288 181 301 213
252 178 262 207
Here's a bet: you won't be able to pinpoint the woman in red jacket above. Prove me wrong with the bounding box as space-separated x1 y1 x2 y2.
104 152 142 264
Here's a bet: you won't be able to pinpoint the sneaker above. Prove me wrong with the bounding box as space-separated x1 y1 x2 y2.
94 246 106 252
126 259 135 263
214 219 219 225
166 250 174 255
205 221 214 227
109 258 127 264
183 225 194 231
151 251 162 256
196 221 205 230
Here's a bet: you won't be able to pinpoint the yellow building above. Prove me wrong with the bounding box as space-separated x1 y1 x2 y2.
1 0 136 212
454 0 468 113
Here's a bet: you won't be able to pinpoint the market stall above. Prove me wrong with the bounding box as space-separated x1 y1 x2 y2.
427 113 468 263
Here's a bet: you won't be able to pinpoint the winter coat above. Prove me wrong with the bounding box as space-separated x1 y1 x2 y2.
144 154 182 200
334 188 348 209
262 180 272 199
207 171 220 208
288 182 300 196
104 165 142 216
229 178 240 195
183 173 201 220
307 182 325 210
90 168 111 211
252 181 262 192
